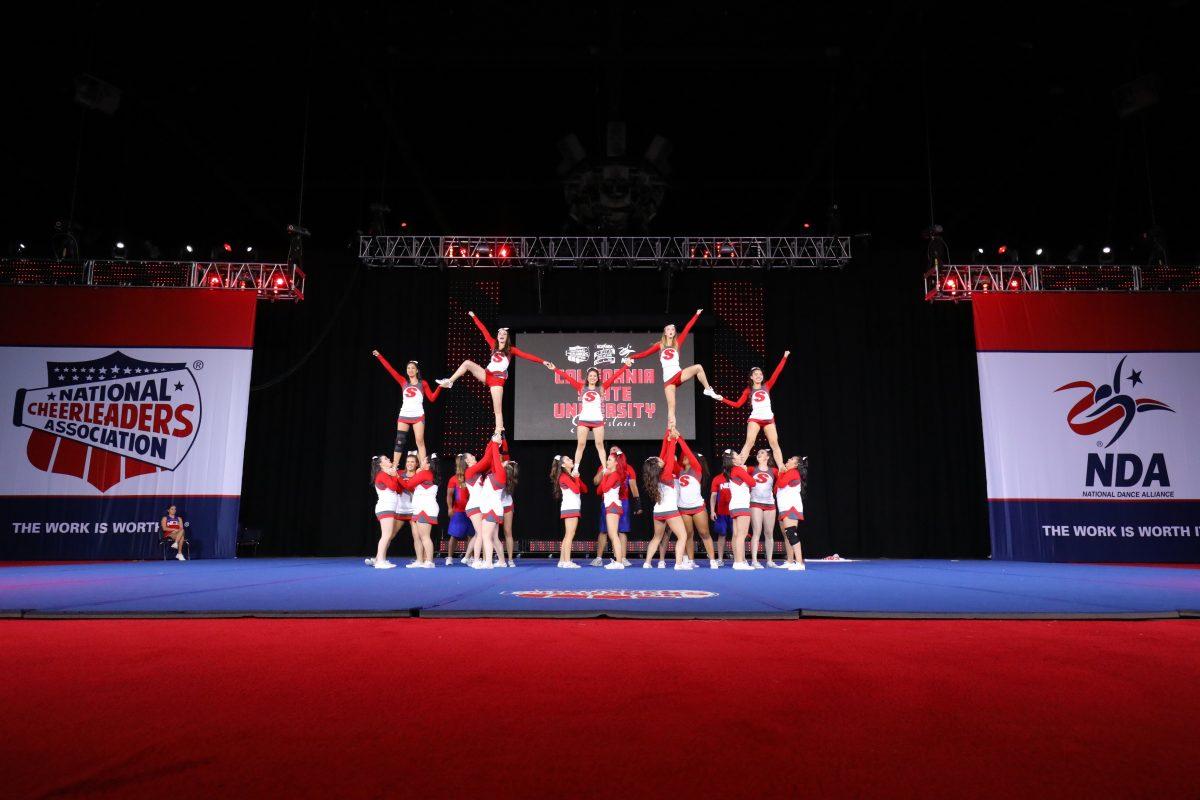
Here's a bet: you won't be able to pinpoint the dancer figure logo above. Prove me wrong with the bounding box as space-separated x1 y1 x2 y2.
12 351 202 492
1054 355 1173 447
509 589 717 600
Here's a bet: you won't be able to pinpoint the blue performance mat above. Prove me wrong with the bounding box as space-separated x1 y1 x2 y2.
2 558 1199 619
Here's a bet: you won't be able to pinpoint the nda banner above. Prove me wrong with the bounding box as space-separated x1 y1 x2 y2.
0 287 256 559
514 332 695 440
974 293 1200 562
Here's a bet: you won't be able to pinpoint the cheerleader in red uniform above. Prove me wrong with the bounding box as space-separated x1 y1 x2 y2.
398 453 440 568
466 435 514 569
444 456 472 565
592 446 639 566
674 443 718 569
550 455 586 568
641 430 692 570
709 470 733 563
626 309 722 429
721 450 757 570
596 453 629 569
775 456 807 570
748 449 779 568
366 455 401 569
372 350 443 464
542 360 633 471
395 452 424 568
718 351 789 468
437 312 551 436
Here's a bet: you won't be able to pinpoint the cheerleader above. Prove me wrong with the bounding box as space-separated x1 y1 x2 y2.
719 352 789 468
675 444 718 569
592 446 638 567
444 456 473 565
542 360 633 471
627 309 722 429
775 456 807 571
499 437 518 568
467 435 514 569
596 453 628 569
709 470 732 563
395 452 423 568
398 453 440 568
550 455 586 568
437 312 550 436
641 430 691 570
748 449 779 568
721 450 756 570
365 455 401 569
372 350 443 464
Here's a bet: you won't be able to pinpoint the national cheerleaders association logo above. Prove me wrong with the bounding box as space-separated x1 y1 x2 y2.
12 351 202 492
508 589 718 600
1054 355 1173 447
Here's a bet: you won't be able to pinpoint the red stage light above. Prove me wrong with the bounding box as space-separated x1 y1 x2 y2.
498 245 509 259
944 277 958 291
459 247 468 257
274 275 287 288
400 221 408 229
802 222 811 229
223 242 233 253
998 245 1008 255
208 275 222 287
1008 278 1020 290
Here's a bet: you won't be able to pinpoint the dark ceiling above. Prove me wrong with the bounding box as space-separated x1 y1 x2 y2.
5 1 1198 263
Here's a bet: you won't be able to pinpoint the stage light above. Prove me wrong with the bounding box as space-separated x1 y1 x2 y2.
223 242 233 253
1009 278 1020 290
208 274 222 287
1102 246 1112 254
1035 248 1043 256
185 244 194 254
497 245 509 259
997 245 1008 255
475 243 492 257
458 246 468 257
977 247 984 254
245 245 254 254
115 241 125 250
944 276 958 291
718 243 735 257
802 222 811 230
273 275 287 288
400 221 408 229
16 242 26 252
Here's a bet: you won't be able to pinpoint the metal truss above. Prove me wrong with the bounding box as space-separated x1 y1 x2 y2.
359 235 852 269
0 258 305 302
924 263 1200 301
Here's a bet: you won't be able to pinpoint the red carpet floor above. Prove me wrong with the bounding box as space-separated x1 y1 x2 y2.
3 619 1199 799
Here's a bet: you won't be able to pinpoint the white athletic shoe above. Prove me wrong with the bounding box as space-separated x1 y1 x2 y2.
436 378 454 389
752 562 764 570
558 561 580 569
673 562 694 571
175 552 186 561
710 559 720 569
461 556 474 566
405 561 422 568
621 559 631 567
604 561 626 570
365 558 375 567
421 561 435 568
507 560 517 568
642 562 653 569
765 561 780 568
788 561 807 571
374 560 397 570
656 560 667 569
444 557 454 566
494 559 506 568
703 387 723 401
171 541 179 549
733 562 754 571
589 557 604 567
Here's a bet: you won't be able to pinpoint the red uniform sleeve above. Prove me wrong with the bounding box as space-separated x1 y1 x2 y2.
765 353 788 390
465 447 492 480
676 310 701 347
489 441 506 487
509 345 545 365
421 380 442 402
660 435 677 483
601 362 631 390
720 388 749 409
499 437 510 463
629 341 661 360
471 314 497 349
677 437 699 473
710 476 722 495
373 351 405 386
399 469 433 492
599 470 623 493
554 368 584 392
731 465 754 485
777 468 799 487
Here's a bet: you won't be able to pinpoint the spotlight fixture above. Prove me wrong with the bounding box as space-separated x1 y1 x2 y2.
245 245 254 254
1102 245 1112 255
1035 248 1043 256
185 244 194 254
976 247 984 254
223 242 233 253
115 241 125 250
997 245 1008 255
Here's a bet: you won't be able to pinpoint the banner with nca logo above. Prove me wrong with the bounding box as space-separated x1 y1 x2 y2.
974 293 1200 562
0 287 256 559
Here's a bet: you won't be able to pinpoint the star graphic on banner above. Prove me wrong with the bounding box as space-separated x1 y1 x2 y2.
99 368 107 375
48 392 56 400
1128 369 1143 387
174 382 184 391
124 367 133 374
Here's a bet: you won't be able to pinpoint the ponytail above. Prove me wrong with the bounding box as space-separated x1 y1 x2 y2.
642 457 663 506
549 457 564 502
370 456 383 486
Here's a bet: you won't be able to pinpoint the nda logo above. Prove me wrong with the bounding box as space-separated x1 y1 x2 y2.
1054 355 1173 447
12 352 201 492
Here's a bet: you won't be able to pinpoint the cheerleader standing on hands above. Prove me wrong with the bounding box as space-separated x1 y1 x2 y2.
550 455 586 568
642 430 692 570
372 350 443 464
366 455 401 569
543 361 633 471
719 352 790 468
438 312 550 435
627 310 722 428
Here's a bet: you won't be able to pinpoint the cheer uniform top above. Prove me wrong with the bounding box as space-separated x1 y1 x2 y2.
373 352 443 424
598 468 625 515
552 364 631 428
446 475 473 538
558 471 586 519
162 514 183 537
394 472 416 521
652 432 681 521
373 472 401 520
400 468 439 525
775 467 805 522
720 353 788 426
673 437 704 513
472 314 545 388
710 474 732 535
750 466 778 510
725 465 755 517
629 310 701 387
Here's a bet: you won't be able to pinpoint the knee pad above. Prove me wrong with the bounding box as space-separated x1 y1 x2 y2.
783 526 801 546
394 429 408 453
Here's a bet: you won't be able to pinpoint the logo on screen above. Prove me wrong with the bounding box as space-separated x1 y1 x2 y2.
12 352 201 492
508 589 717 600
1054 355 1173 447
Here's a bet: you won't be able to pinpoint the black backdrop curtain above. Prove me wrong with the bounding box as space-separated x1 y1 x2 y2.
241 249 988 559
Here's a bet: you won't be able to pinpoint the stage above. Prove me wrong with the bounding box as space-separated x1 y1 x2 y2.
2 557 1198 619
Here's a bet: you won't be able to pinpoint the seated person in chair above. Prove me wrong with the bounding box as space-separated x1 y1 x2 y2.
161 505 187 561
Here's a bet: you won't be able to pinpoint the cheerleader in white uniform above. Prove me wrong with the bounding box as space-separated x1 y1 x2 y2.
542 360 633 472
399 453 440 568
719 351 789 468
627 310 722 429
467 436 512 569
499 437 519 568
596 454 628 568
775 456 806 571
550 455 586 568
642 430 692 570
393 453 422 568
748 449 779 568
372 350 443 465
673 440 718 569
366 455 401 569
721 450 757 570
